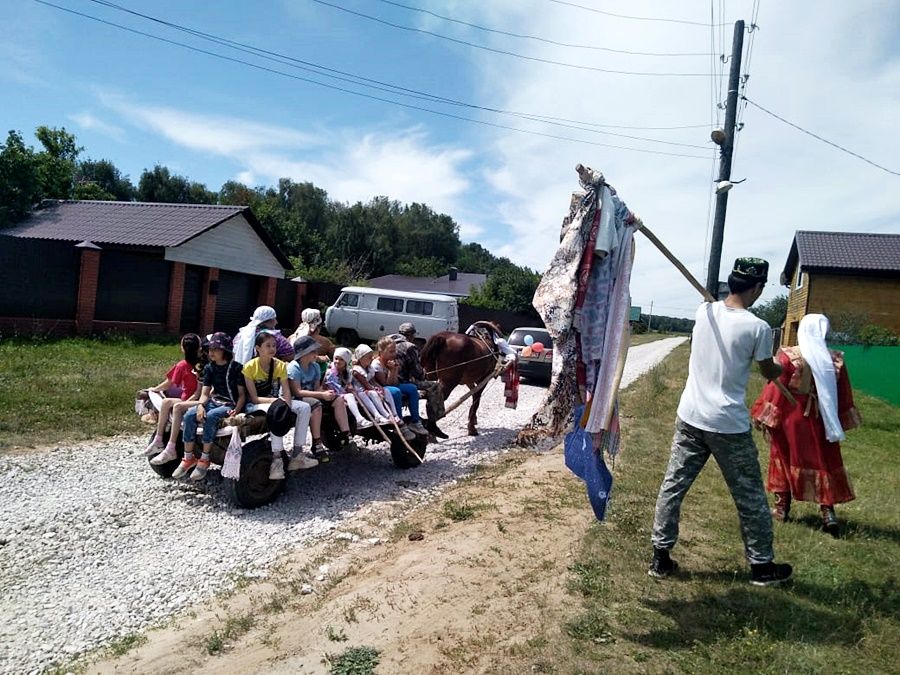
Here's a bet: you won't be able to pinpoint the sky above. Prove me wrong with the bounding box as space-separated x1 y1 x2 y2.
3 0 899 318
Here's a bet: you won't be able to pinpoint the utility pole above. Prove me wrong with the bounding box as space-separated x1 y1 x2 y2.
647 301 654 332
706 20 745 297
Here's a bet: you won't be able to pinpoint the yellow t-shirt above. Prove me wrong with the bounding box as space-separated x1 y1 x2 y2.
242 357 288 396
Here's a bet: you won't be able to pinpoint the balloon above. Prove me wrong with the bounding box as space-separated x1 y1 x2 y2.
524 334 534 346
532 342 545 353
522 346 533 357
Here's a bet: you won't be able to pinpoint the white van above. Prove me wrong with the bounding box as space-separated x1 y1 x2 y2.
324 286 459 346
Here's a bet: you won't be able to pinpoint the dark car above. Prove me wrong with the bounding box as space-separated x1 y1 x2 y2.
508 327 553 383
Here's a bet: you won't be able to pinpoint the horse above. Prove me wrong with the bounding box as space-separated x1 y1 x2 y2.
420 321 503 436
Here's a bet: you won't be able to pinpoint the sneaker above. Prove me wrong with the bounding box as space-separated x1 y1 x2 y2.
375 416 391 425
189 459 211 481
400 425 417 442
144 436 163 456
408 421 428 436
150 445 178 465
310 442 331 463
749 561 793 586
356 419 373 429
172 456 198 479
648 548 679 579
269 458 286 480
287 453 319 471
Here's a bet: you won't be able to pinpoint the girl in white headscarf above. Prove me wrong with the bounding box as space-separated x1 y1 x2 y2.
233 306 294 365
290 308 335 361
751 314 861 534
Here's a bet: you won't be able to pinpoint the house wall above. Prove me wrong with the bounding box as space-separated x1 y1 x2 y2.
782 265 809 346
165 214 284 278
782 269 900 345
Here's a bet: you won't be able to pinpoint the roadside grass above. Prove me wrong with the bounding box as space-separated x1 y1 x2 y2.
0 335 176 451
630 332 683 346
511 343 900 673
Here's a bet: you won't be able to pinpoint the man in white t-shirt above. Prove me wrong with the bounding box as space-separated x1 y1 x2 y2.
649 257 794 587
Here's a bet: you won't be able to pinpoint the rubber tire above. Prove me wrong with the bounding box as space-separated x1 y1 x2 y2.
147 429 184 478
226 438 285 509
389 430 427 469
335 328 359 347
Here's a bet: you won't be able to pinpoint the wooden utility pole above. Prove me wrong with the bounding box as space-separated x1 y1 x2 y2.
705 20 745 297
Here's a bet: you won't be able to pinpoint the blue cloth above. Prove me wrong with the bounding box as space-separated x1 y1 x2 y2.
393 383 421 422
183 401 233 444
564 405 614 521
287 359 321 391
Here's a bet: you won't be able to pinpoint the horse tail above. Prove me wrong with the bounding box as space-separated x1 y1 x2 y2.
419 333 447 378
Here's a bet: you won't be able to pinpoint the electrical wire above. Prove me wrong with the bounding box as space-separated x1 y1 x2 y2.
546 0 727 27
311 0 711 77
85 0 709 137
743 97 900 176
373 0 713 57
31 0 713 159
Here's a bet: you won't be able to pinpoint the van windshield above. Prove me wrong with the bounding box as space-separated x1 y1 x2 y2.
337 293 359 307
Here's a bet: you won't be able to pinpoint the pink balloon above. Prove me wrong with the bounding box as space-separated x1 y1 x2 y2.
532 342 545 353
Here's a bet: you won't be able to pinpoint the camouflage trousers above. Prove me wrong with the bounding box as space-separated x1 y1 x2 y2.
651 418 774 565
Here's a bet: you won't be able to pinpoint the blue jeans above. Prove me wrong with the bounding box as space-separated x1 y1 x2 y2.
183 401 234 444
385 383 420 423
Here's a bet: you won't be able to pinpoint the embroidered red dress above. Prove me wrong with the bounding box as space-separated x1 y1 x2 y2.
751 347 860 505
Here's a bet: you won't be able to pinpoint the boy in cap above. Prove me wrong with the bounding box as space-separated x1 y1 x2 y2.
649 257 793 586
393 322 446 438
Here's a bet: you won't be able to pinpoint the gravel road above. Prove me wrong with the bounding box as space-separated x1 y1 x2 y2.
0 337 685 673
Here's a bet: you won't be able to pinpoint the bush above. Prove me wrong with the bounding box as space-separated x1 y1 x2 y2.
858 324 900 347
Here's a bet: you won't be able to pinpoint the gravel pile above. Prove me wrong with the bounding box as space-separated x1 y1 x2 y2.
0 338 684 673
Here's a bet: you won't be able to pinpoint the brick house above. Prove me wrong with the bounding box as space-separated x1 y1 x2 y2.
780 230 900 345
0 200 301 337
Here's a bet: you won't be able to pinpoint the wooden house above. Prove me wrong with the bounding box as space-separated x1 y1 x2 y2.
780 230 900 345
0 200 301 337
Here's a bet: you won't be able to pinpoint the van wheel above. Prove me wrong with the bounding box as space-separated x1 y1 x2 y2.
335 329 358 347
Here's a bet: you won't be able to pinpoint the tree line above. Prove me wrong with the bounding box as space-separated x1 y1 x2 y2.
0 125 540 314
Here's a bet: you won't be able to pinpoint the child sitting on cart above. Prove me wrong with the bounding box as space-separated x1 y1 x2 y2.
372 337 422 441
173 332 246 481
242 331 317 480
287 336 355 462
324 348 378 429
145 333 204 458
353 344 399 424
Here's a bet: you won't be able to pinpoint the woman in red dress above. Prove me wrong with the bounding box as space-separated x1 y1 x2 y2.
751 314 861 534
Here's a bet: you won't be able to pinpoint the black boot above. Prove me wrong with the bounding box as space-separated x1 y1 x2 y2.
821 505 839 537
750 561 793 586
648 547 678 578
424 418 448 439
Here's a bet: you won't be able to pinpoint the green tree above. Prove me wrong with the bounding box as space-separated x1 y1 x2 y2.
138 164 216 204
0 130 40 228
34 125 81 199
750 295 788 328
465 261 541 314
457 242 495 273
75 159 135 201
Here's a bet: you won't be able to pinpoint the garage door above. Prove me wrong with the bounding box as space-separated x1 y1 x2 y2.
214 271 260 336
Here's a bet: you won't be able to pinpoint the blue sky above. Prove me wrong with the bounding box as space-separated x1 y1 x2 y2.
3 0 899 318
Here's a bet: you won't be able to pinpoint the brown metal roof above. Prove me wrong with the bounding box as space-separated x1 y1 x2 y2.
1 200 292 269
782 230 900 283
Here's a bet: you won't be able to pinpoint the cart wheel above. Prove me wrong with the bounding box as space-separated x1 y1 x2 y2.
147 429 184 478
226 438 285 508
389 430 427 469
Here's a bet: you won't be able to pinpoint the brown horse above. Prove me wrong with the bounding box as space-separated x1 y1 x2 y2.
420 321 502 436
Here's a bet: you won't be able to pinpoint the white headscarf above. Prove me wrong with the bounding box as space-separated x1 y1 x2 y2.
290 308 323 341
234 305 277 365
797 314 845 442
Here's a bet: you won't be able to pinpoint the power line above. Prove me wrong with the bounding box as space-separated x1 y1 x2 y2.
743 97 900 176
90 0 704 138
32 0 712 159
311 0 711 76
547 0 727 27
732 0 761 174
374 0 713 57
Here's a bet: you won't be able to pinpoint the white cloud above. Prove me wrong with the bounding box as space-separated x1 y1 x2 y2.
68 112 125 142
422 0 900 315
99 93 478 225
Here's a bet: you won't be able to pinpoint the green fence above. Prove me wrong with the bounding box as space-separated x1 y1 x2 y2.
830 345 900 406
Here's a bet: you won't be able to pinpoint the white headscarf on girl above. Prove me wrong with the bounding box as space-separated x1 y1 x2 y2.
797 313 845 442
234 305 277 365
290 308 322 342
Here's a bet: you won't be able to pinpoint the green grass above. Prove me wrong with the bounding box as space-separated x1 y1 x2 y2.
329 646 380 675
0 335 176 450
442 499 487 522
205 612 256 655
513 343 900 674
